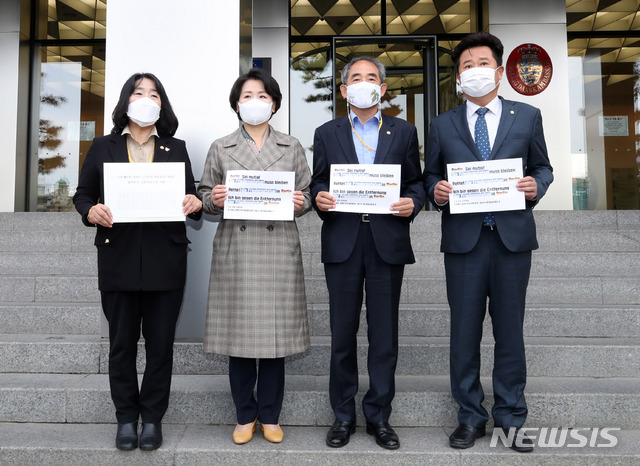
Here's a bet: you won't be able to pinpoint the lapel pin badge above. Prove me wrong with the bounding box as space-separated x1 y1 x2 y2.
160 145 164 150
165 147 170 151
386 130 391 135
510 110 515 115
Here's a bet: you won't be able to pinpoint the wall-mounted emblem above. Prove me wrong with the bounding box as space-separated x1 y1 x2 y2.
506 43 552 96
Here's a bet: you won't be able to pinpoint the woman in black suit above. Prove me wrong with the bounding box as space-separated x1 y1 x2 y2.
73 73 202 451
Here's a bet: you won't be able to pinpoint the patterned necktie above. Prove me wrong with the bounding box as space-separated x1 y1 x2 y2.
475 107 496 228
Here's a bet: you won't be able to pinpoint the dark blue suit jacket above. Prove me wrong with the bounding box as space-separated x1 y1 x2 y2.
424 97 553 254
311 114 425 265
73 133 201 291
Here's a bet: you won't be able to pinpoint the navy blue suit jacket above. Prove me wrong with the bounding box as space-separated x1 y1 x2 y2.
73 133 201 291
424 97 553 254
311 114 425 265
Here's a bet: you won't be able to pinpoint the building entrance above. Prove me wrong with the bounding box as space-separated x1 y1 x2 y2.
290 35 439 170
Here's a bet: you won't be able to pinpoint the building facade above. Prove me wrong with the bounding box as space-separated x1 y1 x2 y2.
1 0 639 338
2 0 640 214
3 0 640 213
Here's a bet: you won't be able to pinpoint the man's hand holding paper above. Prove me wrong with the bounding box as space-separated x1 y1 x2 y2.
445 158 526 214
328 164 401 214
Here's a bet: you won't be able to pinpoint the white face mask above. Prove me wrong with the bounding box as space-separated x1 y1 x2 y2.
127 97 161 127
238 99 273 125
346 81 382 109
459 67 500 98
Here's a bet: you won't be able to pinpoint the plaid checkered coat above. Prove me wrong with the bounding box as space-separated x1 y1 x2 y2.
198 127 311 358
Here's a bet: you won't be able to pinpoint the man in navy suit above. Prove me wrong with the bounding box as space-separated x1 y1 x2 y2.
311 56 424 450
424 32 553 452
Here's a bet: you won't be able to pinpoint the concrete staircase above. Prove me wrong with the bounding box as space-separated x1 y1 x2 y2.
0 210 639 464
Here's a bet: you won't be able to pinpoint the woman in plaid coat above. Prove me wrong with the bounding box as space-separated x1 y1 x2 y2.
198 68 311 445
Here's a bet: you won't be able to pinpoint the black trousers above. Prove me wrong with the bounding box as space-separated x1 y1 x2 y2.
101 289 183 423
324 222 404 423
229 356 285 425
445 227 531 428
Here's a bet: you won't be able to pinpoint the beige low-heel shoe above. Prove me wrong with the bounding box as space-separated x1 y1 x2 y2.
260 423 284 443
233 419 257 445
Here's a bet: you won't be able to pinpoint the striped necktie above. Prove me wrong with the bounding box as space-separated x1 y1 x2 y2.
475 107 496 228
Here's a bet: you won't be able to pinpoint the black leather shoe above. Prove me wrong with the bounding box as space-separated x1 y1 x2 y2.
326 420 356 448
497 426 534 453
139 422 163 451
366 421 400 450
449 424 486 449
115 422 138 451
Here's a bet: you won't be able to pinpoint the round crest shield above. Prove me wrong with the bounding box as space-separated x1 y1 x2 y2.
506 43 552 95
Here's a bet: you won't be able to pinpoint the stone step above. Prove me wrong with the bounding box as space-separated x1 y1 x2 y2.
4 249 640 277
3 273 640 307
0 251 96 276
308 304 640 338
1 211 635 240
0 276 99 303
0 423 637 466
3 211 640 241
2 303 638 338
395 276 640 306
1 334 639 378
2 210 639 227
402 251 640 279
6 422 640 465
537 228 640 252
0 304 101 335
1 374 639 429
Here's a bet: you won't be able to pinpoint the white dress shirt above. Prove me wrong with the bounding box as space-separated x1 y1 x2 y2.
350 109 381 165
465 96 502 148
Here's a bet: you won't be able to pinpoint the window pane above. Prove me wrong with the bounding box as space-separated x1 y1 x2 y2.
568 37 640 209
436 39 464 114
34 45 105 212
290 45 333 167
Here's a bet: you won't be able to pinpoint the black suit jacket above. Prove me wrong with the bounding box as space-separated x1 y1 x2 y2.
311 114 425 265
73 133 201 291
423 98 554 253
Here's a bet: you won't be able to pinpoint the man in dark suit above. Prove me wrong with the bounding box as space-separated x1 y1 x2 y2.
423 32 554 453
311 56 424 450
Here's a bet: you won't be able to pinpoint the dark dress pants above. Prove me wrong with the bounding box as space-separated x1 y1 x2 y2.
445 227 531 428
101 289 183 423
229 356 285 425
324 222 404 423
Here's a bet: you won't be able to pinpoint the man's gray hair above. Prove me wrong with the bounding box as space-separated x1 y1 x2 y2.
341 56 386 84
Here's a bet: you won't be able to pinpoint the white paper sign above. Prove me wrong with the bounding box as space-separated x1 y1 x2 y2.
104 162 186 223
329 164 401 214
599 116 628 136
447 158 525 214
224 170 295 221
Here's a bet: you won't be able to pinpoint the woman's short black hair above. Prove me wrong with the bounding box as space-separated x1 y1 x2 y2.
452 32 504 72
111 72 179 137
228 68 282 120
